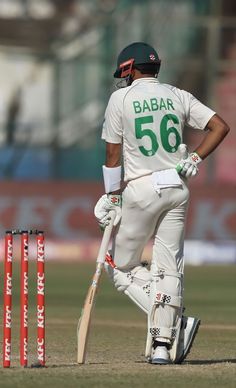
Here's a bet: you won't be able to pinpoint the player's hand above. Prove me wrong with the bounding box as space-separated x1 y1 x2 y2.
176 144 202 178
94 194 122 229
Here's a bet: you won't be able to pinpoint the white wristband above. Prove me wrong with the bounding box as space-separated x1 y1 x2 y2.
102 165 122 194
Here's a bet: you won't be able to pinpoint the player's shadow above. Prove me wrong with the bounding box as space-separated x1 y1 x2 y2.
49 362 109 368
135 358 236 365
186 358 236 365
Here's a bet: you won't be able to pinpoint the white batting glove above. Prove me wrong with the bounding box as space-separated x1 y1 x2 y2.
176 144 202 178
94 194 122 229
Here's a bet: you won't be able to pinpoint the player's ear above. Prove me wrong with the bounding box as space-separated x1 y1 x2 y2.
131 67 137 79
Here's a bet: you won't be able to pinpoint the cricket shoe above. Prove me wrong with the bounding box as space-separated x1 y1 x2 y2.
151 346 171 365
174 316 201 364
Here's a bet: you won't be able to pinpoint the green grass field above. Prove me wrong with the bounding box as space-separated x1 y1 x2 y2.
0 262 235 387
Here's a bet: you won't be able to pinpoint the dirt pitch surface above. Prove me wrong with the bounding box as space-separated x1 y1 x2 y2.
0 262 235 388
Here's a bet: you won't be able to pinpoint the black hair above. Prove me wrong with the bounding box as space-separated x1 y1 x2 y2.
134 63 160 76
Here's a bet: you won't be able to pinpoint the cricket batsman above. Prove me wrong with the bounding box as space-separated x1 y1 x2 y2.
94 42 229 364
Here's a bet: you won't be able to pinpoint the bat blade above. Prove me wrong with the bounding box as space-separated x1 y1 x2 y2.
76 211 115 364
77 277 99 364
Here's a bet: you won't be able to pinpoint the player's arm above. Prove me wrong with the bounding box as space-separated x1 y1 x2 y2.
94 91 124 228
94 142 122 228
194 113 230 159
177 114 229 178
105 142 122 194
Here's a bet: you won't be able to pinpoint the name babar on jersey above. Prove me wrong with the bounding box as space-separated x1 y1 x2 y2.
132 97 175 114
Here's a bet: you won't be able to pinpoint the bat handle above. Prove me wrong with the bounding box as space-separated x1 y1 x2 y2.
96 210 116 264
105 253 116 268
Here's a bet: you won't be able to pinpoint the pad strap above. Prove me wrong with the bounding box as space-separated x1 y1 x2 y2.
154 291 182 307
155 269 183 279
150 327 177 339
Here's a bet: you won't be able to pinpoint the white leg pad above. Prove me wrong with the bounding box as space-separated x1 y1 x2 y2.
148 269 183 344
124 286 149 314
104 261 150 314
105 258 198 362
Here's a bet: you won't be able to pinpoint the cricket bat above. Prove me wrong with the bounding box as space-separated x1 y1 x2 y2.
77 211 115 364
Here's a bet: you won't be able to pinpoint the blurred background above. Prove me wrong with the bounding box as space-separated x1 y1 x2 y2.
0 0 235 263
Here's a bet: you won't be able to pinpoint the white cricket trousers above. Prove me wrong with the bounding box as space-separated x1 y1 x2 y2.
112 174 189 273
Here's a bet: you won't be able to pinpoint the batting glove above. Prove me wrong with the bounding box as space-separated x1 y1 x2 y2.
176 144 202 178
94 194 122 229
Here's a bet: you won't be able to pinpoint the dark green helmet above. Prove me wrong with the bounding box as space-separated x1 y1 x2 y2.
114 42 161 78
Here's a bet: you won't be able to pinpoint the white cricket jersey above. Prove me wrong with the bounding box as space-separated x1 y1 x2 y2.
102 78 215 182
